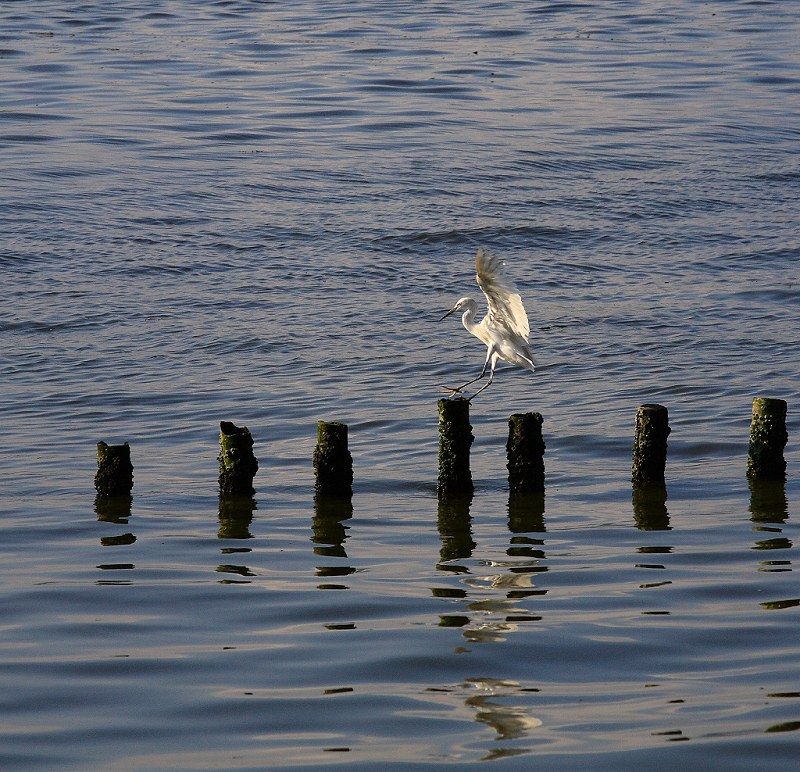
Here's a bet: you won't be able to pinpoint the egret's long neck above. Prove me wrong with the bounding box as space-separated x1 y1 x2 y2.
461 307 477 334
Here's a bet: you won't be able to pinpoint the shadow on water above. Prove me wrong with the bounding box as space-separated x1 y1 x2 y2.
632 485 671 531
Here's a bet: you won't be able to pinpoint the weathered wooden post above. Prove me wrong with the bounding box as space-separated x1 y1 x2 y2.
95 441 134 496
506 412 545 495
632 404 670 486
313 421 353 497
747 397 788 481
437 398 474 498
218 421 258 496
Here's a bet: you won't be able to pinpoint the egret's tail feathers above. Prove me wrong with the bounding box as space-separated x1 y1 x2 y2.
513 352 535 372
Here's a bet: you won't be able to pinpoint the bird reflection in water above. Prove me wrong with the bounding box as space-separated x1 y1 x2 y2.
463 677 542 745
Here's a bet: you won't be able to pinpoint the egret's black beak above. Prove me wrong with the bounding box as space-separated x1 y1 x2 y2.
439 306 457 322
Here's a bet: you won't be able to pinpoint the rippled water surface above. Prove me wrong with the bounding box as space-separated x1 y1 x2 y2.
2 1 799 768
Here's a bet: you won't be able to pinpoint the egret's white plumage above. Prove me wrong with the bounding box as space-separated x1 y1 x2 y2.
440 248 535 399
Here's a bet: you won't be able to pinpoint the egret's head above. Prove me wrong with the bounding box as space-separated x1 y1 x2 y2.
439 297 473 321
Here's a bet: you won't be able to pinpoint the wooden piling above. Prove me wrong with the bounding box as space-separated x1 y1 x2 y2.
747 397 787 481
437 398 474 498
218 421 258 496
506 412 545 495
632 404 670 486
313 421 353 497
95 441 134 496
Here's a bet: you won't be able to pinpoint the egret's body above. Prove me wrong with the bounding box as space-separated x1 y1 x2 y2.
440 248 534 399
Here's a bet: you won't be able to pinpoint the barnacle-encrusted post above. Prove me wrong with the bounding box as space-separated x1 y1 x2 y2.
313 421 353 497
95 441 134 496
747 397 787 481
218 421 258 496
437 398 474 498
631 404 670 487
507 412 545 495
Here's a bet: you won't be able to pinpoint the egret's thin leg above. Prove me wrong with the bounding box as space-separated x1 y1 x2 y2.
467 373 493 401
455 367 488 391
442 348 493 394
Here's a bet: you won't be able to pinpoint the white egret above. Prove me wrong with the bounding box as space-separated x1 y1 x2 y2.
440 248 535 399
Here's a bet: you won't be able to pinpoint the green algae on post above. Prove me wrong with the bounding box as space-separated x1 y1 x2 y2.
506 412 545 495
631 404 670 487
218 421 259 496
437 398 474 499
95 441 134 496
313 421 353 497
747 397 788 481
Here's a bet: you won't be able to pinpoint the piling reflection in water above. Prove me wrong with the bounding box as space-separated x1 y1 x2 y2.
507 492 545 534
95 495 135 579
217 495 256 539
96 495 136 552
632 485 671 531
749 479 789 525
95 494 132 524
312 495 353 558
434 491 549 636
216 563 256 583
437 494 475 567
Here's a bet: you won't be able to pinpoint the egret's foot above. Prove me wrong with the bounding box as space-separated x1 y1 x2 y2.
440 385 464 395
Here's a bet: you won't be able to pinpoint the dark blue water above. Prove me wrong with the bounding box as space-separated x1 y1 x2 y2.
1 1 799 768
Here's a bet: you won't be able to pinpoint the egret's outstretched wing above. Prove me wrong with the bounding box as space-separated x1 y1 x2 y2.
475 248 530 340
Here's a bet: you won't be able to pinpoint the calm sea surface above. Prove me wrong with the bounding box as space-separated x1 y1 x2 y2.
1 0 799 768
